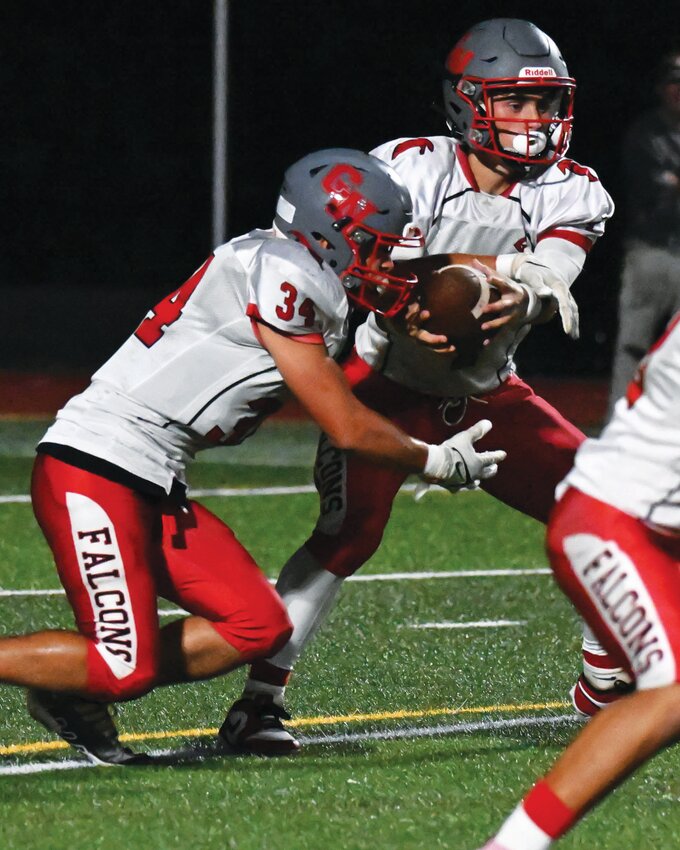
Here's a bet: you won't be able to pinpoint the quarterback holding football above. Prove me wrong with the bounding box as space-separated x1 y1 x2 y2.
223 19 623 755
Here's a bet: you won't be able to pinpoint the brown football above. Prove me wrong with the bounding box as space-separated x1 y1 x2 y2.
396 260 500 368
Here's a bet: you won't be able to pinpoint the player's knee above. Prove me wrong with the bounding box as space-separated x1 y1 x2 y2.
85 639 159 701
261 615 294 659
230 618 293 662
87 662 159 702
218 594 293 661
307 517 387 577
252 592 293 657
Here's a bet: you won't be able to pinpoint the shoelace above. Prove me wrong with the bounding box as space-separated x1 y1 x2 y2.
256 701 292 722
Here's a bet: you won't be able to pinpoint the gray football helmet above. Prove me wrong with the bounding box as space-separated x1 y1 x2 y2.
442 19 575 170
274 148 423 317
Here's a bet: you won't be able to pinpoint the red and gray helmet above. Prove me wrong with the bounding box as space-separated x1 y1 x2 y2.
274 149 423 317
442 19 575 170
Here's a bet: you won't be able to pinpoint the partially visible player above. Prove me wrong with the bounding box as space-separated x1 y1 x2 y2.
222 19 621 756
475 313 680 849
0 148 505 764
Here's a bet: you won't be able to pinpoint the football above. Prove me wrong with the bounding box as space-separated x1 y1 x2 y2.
397 260 500 367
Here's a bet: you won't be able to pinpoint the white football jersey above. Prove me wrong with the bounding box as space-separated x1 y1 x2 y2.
356 136 614 397
42 229 349 493
565 314 680 530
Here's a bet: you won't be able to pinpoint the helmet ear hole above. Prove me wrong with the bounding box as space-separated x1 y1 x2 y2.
311 231 333 248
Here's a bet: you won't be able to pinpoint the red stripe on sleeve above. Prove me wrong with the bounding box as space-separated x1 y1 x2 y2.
538 228 594 253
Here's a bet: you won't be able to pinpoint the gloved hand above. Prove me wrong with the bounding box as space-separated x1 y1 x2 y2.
417 419 506 499
496 253 579 339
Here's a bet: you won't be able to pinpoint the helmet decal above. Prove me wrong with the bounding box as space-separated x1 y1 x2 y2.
445 33 475 76
320 164 378 226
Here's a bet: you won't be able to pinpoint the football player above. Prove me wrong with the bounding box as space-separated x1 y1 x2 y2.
476 313 680 848
1 148 505 764
222 19 622 755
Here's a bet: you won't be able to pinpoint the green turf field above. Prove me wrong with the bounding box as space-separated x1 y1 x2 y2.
0 420 678 849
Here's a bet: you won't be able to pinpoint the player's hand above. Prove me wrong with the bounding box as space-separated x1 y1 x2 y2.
392 302 457 355
502 254 579 339
472 260 529 336
419 419 506 495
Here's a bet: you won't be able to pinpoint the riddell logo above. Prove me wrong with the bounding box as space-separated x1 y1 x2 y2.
519 66 557 78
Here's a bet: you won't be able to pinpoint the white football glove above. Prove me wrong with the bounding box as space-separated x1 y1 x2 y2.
496 253 579 339
417 419 506 499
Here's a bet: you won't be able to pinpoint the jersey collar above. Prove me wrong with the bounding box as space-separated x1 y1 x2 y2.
456 146 517 198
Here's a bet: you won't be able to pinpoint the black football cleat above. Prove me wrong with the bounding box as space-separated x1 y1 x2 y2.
27 689 153 765
219 695 300 756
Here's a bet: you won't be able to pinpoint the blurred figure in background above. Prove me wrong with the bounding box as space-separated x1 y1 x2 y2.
609 50 680 411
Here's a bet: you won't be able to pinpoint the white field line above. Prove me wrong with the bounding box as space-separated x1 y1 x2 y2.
0 485 319 505
0 714 577 776
407 620 527 629
0 482 430 505
0 568 550 598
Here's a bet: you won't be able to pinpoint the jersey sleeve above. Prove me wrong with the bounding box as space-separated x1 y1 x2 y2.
246 243 328 343
371 137 453 257
534 159 615 252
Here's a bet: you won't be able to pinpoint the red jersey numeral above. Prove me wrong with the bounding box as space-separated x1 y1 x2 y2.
205 397 283 446
299 297 316 328
135 256 214 347
391 138 435 160
276 282 298 321
556 159 598 182
275 283 316 327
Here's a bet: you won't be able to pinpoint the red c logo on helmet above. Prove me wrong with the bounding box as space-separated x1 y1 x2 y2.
445 34 474 75
321 164 377 224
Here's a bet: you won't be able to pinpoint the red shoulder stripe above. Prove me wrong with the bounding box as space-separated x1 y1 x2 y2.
538 228 594 253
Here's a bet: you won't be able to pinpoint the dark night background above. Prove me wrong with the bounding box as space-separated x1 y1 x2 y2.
4 0 680 378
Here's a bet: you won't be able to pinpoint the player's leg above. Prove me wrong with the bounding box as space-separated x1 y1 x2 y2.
465 374 584 523
478 687 680 850
142 498 292 755
153 498 292 685
11 455 164 763
477 488 680 850
223 353 440 753
220 437 407 753
465 374 631 710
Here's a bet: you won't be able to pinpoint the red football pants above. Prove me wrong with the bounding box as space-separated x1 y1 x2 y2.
31 455 292 700
307 350 585 577
547 487 680 689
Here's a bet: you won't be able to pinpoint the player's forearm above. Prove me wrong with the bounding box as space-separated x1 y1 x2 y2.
446 252 497 269
324 409 428 472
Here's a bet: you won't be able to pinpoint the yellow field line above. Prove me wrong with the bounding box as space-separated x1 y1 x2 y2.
0 700 570 757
